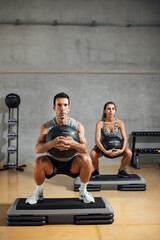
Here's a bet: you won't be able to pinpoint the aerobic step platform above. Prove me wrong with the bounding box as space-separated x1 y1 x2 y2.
7 197 114 226
74 174 146 191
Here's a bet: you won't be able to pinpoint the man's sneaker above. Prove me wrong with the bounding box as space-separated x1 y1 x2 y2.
79 191 95 204
25 191 44 204
91 170 100 178
118 169 130 178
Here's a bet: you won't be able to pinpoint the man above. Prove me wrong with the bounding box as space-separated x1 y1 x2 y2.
26 92 95 204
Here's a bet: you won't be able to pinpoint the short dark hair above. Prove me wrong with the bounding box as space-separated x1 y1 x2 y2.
53 92 70 106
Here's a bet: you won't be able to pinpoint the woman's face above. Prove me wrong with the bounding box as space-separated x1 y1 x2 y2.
105 104 116 118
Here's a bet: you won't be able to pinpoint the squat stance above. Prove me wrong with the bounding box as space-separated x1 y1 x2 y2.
90 102 132 178
26 92 94 204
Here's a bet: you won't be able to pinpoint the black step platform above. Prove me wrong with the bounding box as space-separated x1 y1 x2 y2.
74 174 146 191
7 197 114 225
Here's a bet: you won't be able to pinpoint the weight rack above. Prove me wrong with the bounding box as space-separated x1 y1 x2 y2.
130 131 160 169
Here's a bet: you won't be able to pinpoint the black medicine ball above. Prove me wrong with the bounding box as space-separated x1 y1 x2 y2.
101 136 123 151
46 125 80 158
5 93 21 108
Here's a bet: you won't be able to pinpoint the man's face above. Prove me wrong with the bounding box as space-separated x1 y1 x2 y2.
53 97 70 120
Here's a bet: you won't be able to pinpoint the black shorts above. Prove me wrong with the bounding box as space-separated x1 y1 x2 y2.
45 155 79 179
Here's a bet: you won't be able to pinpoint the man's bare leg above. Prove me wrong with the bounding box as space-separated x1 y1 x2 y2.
71 154 95 203
26 156 53 204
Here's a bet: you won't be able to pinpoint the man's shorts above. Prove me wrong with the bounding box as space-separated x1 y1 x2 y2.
45 155 79 179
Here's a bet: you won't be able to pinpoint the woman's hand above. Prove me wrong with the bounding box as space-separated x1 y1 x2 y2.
105 149 123 157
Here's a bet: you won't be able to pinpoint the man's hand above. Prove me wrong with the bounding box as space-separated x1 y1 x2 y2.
52 136 76 151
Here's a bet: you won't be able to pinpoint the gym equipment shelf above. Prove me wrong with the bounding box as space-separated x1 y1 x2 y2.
0 94 26 171
130 131 160 169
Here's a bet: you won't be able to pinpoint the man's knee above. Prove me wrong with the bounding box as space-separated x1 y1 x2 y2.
34 156 50 168
80 154 92 168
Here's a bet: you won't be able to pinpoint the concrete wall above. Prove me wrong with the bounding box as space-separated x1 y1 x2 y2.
0 0 160 165
0 25 160 73
0 0 160 25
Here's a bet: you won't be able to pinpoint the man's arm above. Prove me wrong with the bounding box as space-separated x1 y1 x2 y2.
72 123 88 153
58 123 88 154
35 122 88 154
35 124 52 154
35 124 68 154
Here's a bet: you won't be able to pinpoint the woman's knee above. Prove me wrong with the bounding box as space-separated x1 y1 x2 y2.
90 149 96 159
90 147 103 159
124 148 132 159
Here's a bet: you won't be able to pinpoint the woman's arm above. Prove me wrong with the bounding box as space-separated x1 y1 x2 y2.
95 121 111 155
118 119 128 152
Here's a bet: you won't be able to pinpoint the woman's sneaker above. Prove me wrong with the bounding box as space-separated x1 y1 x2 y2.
79 191 95 204
118 169 130 178
91 170 100 178
25 191 44 204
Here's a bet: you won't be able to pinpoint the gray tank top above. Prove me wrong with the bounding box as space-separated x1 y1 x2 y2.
46 117 79 161
102 118 119 137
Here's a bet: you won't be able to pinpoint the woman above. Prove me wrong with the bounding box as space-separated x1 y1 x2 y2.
90 102 132 178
